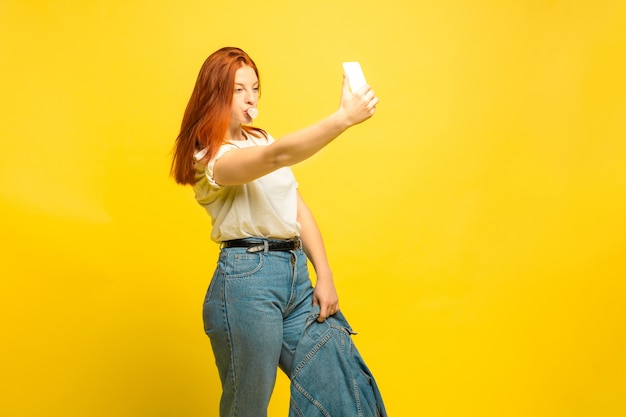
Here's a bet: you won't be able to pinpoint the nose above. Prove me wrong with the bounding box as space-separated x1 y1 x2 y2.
245 89 257 104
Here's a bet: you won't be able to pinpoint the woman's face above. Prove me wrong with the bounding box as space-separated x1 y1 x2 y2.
230 65 259 126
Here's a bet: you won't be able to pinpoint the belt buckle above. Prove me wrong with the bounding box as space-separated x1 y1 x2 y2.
246 244 265 253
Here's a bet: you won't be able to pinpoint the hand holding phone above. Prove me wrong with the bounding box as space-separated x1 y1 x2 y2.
342 62 367 92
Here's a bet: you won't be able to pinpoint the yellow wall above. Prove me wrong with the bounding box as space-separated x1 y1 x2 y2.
1 1 625 416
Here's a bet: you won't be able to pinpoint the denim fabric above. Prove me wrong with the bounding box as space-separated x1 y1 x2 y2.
203 240 314 417
202 238 386 417
289 307 388 417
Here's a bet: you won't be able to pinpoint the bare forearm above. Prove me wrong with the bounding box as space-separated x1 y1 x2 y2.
270 78 378 168
297 193 339 322
297 193 333 280
301 221 333 281
270 111 350 168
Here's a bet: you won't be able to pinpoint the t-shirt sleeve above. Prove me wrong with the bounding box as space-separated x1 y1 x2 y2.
204 143 238 188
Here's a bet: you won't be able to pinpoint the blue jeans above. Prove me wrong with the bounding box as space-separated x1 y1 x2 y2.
203 239 314 417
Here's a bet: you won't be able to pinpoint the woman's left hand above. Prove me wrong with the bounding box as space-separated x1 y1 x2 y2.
313 275 339 322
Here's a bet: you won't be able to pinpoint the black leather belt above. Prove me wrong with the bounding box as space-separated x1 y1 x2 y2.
222 238 301 253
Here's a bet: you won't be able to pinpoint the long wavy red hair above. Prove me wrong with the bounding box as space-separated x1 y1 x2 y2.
170 47 265 185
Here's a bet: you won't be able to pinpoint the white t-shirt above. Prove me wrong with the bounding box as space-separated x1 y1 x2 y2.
192 132 301 242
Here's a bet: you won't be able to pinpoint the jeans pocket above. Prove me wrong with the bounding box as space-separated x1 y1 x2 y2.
227 252 263 278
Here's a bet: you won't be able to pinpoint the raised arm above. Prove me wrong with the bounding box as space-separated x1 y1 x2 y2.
213 76 378 186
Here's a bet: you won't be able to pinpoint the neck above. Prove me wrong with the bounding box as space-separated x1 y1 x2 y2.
226 126 245 141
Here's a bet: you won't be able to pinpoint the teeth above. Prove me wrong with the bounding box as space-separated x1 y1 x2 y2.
248 108 259 119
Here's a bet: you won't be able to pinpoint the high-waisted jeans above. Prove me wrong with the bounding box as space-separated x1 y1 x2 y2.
203 240 314 417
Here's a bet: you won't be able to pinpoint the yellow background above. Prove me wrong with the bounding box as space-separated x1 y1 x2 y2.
1 1 625 416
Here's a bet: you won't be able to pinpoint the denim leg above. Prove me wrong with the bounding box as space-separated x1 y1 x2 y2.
280 248 315 375
203 246 313 417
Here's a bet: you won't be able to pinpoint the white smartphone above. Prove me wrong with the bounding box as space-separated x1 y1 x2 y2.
342 61 367 92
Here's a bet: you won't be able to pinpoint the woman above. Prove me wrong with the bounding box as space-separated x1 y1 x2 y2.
171 47 382 417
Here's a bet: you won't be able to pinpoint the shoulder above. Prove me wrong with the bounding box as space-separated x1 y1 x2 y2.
244 127 273 144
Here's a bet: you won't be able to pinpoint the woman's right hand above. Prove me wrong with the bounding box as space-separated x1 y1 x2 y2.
337 74 379 127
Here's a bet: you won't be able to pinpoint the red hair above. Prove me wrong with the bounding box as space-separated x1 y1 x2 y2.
170 47 265 185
